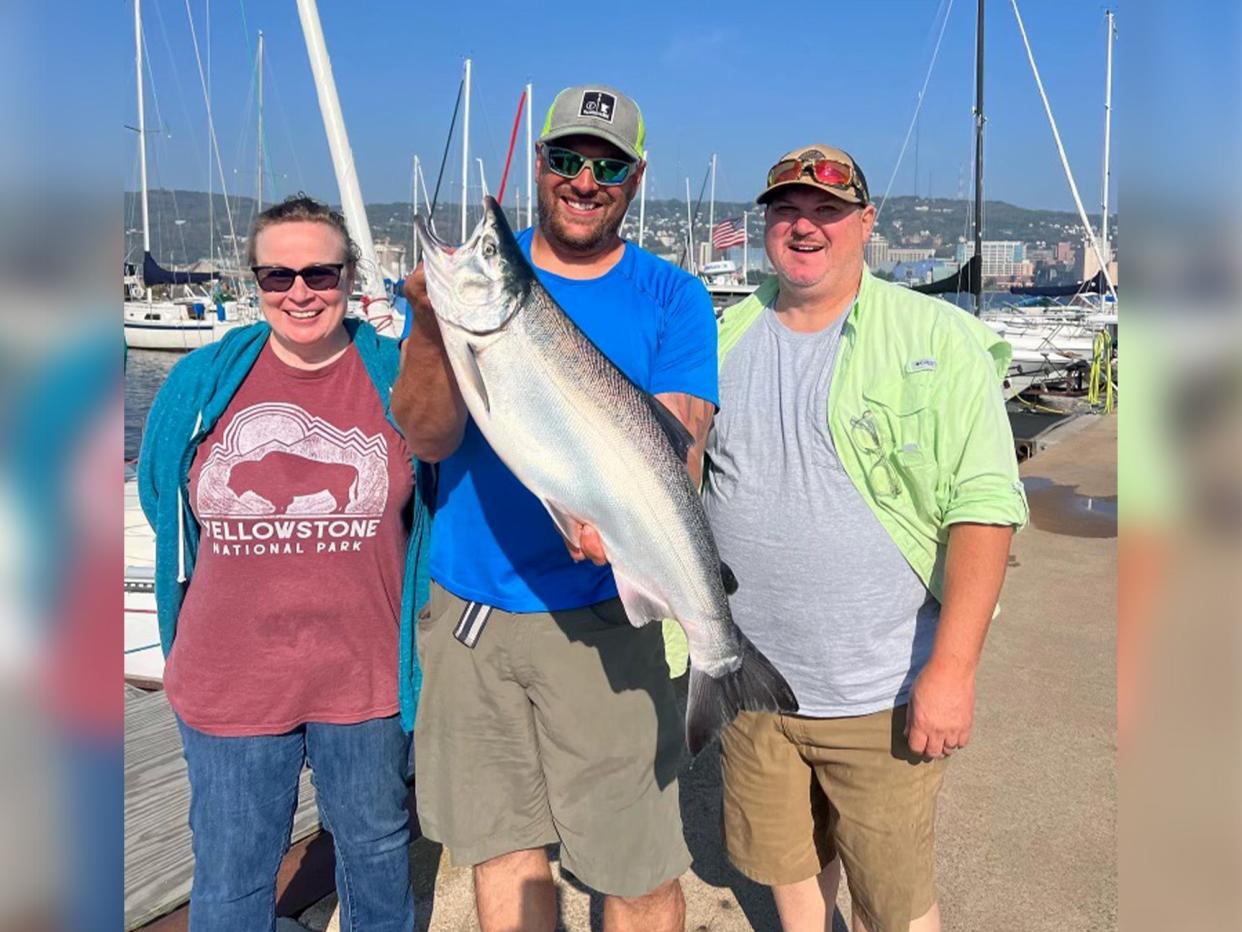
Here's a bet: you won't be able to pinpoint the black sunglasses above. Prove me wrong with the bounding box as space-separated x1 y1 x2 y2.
251 263 346 293
542 145 636 186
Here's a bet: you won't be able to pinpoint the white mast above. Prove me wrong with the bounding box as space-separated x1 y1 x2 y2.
742 210 748 283
134 0 151 269
411 154 420 271
256 30 264 212
638 148 648 248
417 159 432 214
477 158 489 199
1008 0 1116 301
525 82 534 228
685 177 695 274
207 0 213 273
461 58 472 241
1100 9 1115 264
707 153 717 261
295 0 393 332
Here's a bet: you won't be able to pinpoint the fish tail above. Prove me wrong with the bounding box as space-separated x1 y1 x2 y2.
685 633 798 756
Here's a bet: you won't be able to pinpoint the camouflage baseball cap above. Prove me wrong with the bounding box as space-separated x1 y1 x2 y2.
538 85 646 161
756 144 870 206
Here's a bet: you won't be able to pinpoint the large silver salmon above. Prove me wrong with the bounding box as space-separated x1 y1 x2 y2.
417 197 797 754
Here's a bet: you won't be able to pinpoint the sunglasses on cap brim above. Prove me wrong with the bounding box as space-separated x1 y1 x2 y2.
766 156 863 195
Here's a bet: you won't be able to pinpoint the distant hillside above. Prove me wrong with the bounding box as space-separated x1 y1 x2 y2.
125 189 1117 267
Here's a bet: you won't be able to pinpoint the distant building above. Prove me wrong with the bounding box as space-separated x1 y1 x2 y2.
956 241 1027 279
1077 238 1118 284
865 233 890 271
891 258 938 285
888 247 936 265
374 241 408 280
1055 241 1075 264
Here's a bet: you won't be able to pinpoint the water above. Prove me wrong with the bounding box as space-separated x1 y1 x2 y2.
125 350 179 460
1022 477 1117 539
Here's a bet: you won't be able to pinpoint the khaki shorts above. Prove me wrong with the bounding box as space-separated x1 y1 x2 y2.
413 582 691 897
720 706 947 931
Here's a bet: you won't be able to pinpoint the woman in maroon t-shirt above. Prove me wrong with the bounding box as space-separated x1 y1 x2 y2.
160 197 415 931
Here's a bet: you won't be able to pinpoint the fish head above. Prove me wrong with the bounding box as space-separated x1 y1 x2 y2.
415 196 532 336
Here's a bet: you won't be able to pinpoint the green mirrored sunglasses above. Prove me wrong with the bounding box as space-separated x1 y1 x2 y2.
543 145 636 186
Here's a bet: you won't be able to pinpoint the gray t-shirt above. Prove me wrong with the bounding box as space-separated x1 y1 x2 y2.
704 304 939 717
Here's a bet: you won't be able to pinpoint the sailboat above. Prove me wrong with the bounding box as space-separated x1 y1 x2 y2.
123 0 256 352
909 1 1117 399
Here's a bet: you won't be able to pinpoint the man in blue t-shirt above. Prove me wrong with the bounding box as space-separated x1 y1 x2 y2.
392 85 716 931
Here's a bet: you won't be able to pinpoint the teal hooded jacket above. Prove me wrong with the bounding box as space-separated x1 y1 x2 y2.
136 319 432 730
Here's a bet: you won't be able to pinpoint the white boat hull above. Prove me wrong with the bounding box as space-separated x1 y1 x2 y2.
124 300 249 351
125 472 164 685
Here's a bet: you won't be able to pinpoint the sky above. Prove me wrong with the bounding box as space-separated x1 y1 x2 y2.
118 0 1143 217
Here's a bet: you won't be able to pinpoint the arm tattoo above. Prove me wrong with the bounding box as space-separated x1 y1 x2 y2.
655 392 714 487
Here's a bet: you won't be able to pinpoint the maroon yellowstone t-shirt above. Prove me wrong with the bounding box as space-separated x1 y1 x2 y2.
165 343 414 736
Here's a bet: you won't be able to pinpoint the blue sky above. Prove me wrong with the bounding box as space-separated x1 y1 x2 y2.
122 0 1136 214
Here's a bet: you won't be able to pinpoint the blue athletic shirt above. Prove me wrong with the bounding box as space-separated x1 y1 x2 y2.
429 227 719 612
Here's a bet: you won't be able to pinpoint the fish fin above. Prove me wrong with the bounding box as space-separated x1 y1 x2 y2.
461 343 489 413
541 498 581 548
720 561 738 595
685 632 799 756
647 395 694 462
613 571 674 629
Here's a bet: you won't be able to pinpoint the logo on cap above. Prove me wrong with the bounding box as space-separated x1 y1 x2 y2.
579 91 616 123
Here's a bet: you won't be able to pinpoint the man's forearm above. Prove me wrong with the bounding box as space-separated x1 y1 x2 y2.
654 392 714 487
927 523 1015 674
392 315 467 462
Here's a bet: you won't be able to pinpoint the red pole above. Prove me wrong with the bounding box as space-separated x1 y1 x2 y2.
496 89 527 206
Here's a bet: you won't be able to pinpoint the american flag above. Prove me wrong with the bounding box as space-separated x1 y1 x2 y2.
711 216 747 250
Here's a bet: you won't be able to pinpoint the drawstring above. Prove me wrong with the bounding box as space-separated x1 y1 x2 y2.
176 487 187 583
178 411 204 584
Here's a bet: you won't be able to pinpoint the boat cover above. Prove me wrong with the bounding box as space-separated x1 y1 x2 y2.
1009 269 1114 297
142 251 215 286
911 255 981 295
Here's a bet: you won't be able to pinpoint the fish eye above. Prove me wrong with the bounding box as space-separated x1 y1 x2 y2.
482 240 497 259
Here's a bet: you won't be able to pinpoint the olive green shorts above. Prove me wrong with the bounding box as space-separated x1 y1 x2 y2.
720 706 947 931
413 582 691 897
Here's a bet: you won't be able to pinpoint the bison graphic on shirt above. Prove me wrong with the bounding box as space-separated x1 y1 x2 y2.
195 402 389 518
226 452 360 514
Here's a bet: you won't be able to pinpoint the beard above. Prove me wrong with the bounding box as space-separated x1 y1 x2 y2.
536 184 629 252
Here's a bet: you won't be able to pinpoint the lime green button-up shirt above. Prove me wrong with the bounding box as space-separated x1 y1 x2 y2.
664 267 1028 676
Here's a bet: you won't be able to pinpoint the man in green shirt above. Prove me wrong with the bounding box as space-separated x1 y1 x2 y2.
705 144 1028 931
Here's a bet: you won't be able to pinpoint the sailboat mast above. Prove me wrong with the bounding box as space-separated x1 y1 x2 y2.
971 0 985 315
638 148 648 247
742 210 748 284
135 0 151 259
707 153 716 262
295 0 392 332
1100 9 1114 264
461 58 472 242
685 177 695 274
411 154 420 270
256 30 264 212
525 82 534 228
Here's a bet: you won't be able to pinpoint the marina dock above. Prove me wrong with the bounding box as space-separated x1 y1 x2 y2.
124 685 325 930
275 413 1117 931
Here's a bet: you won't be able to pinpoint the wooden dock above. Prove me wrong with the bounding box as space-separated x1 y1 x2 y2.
123 686 323 930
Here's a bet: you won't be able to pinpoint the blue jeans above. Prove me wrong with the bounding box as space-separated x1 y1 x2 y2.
176 715 413 932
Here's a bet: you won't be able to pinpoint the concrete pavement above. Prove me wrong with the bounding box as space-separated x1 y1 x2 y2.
298 414 1117 931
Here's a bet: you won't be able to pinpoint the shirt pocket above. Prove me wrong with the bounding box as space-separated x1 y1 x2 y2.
860 372 942 525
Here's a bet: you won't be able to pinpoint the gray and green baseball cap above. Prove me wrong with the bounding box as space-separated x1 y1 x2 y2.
538 85 646 161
